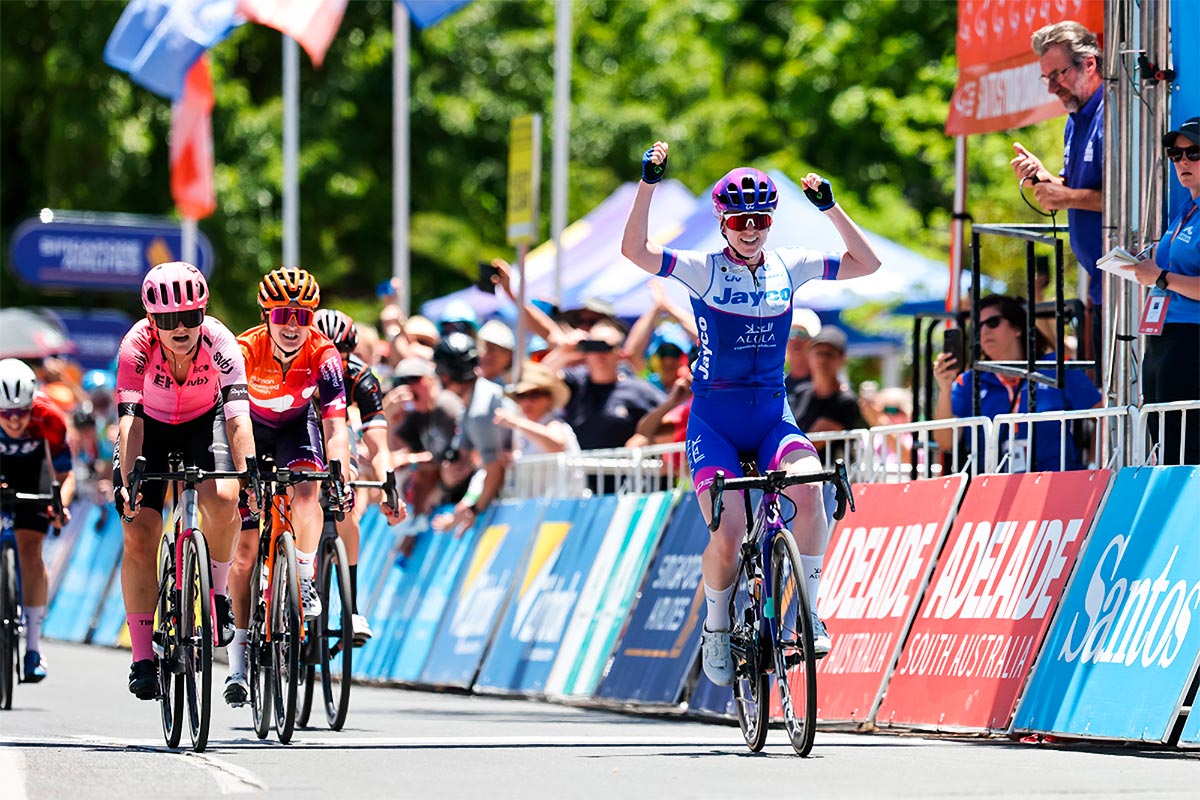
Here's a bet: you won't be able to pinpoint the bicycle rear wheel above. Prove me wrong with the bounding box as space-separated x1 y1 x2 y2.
0 542 18 710
319 536 353 730
297 647 316 728
181 532 213 752
271 532 301 743
156 536 184 748
249 551 272 741
731 566 769 752
772 531 817 757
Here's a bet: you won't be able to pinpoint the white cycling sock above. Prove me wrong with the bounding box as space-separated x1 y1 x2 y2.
703 583 734 632
210 558 232 596
296 549 316 580
227 628 248 676
799 555 824 617
24 605 45 652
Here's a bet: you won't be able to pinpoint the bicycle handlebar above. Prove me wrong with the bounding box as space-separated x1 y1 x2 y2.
1 481 63 521
347 470 401 516
123 455 261 523
706 459 856 533
256 458 348 522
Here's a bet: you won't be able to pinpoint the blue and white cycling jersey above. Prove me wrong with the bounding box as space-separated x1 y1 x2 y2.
657 246 840 397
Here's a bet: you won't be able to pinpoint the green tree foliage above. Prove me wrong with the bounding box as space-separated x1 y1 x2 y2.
1 0 1075 332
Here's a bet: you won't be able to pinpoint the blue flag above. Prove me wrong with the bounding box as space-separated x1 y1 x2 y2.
399 0 473 30
104 0 241 100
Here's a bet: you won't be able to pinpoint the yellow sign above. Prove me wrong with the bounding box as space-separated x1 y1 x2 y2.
506 114 542 245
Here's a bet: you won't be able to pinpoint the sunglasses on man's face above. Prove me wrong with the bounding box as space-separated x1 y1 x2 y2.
1167 145 1200 163
979 315 1006 330
152 309 205 330
723 212 774 232
439 321 475 336
0 407 32 421
269 307 313 327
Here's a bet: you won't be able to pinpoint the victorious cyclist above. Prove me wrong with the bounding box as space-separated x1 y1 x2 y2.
314 309 406 644
225 268 351 706
621 142 881 686
114 262 255 699
0 359 75 683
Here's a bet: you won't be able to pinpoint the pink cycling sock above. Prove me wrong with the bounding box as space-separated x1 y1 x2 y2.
211 558 232 596
127 613 156 662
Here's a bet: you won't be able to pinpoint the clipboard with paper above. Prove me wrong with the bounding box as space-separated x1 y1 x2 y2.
1095 245 1152 282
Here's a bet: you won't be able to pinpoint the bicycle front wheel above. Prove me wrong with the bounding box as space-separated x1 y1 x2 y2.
319 536 353 730
249 551 272 741
731 567 769 752
0 542 18 710
156 536 184 748
772 531 817 757
181 532 213 752
271 532 301 743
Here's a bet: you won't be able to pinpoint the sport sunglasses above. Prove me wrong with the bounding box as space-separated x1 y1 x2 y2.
723 212 774 231
0 407 32 421
269 307 314 327
1166 145 1200 163
152 308 205 330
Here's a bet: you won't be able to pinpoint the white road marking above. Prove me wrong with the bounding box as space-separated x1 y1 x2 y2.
185 751 269 795
0 746 30 800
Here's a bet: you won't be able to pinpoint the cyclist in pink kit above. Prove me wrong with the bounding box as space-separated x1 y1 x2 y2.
621 142 881 686
114 262 256 700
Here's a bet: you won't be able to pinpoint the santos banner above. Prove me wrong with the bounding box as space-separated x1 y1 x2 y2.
812 477 968 723
1014 466 1200 743
877 470 1111 732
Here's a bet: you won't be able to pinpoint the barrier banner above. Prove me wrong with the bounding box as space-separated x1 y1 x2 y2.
44 504 124 643
352 514 430 680
1014 466 1200 743
546 492 675 697
420 500 545 688
389 510 483 682
43 501 88 599
476 498 607 694
877 470 1111 732
356 506 407 620
597 500 708 705
810 477 968 723
1180 702 1200 748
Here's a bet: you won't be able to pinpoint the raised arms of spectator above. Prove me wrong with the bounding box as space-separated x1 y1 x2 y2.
489 258 571 347
624 281 698 374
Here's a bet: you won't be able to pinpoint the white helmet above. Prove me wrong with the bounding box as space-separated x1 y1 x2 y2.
0 359 38 410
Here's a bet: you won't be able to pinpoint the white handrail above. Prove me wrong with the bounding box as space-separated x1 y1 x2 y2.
1134 400 1200 466
987 405 1133 474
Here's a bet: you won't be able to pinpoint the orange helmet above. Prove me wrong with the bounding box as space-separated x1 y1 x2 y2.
257 267 320 310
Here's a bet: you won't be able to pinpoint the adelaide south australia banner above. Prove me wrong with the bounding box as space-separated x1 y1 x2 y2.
876 470 1111 732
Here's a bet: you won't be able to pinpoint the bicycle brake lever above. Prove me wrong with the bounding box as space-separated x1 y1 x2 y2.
328 459 347 522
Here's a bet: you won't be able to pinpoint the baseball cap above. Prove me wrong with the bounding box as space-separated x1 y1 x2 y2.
810 326 848 354
394 357 436 381
477 319 515 351
404 315 440 343
790 308 822 340
649 322 692 357
1162 116 1200 148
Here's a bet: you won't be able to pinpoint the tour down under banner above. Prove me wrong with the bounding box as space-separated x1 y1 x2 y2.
810 477 968 723
596 499 709 705
1015 466 1200 743
475 497 617 695
876 470 1112 732
420 500 546 688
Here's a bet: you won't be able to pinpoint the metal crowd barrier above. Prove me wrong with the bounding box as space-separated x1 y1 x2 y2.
987 405 1133 474
863 416 992 483
1134 400 1200 466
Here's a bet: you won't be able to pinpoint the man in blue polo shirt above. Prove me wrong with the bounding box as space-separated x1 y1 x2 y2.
1009 21 1105 367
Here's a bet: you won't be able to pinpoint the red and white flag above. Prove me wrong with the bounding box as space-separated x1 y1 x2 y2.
237 0 348 67
170 55 217 220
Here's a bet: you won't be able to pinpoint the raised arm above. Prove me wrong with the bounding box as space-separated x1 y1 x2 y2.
800 172 882 281
621 141 670 275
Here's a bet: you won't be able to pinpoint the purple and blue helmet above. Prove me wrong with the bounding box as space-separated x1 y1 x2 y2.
711 168 778 217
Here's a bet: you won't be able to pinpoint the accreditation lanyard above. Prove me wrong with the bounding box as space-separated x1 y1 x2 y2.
1000 377 1030 471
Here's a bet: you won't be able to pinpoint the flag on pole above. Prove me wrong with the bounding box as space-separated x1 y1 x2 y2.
104 0 241 100
237 0 348 67
170 56 218 220
399 0 473 29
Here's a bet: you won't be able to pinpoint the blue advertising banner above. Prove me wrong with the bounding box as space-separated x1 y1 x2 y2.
9 212 214 292
1180 705 1200 748
1013 466 1200 742
46 308 133 370
44 503 124 643
475 498 608 695
352 514 430 681
597 500 708 705
419 500 545 688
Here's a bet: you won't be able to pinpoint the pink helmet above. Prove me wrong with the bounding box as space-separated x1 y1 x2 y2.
141 262 209 313
711 168 778 217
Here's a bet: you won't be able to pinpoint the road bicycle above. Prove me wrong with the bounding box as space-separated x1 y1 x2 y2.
125 454 258 751
298 470 399 731
247 456 345 744
0 478 62 711
706 458 854 756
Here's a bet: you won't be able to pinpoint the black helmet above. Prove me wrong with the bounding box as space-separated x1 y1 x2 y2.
432 332 478 382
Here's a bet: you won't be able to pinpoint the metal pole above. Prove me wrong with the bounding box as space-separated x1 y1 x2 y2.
514 242 529 385
181 217 197 265
950 135 968 311
550 0 572 308
393 2 411 316
283 35 299 267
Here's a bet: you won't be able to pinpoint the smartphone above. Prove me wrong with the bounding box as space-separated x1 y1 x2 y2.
943 328 964 372
577 339 615 353
476 260 498 294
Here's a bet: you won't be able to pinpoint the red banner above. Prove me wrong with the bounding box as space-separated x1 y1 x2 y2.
946 0 1104 134
170 56 216 220
875 470 1112 731
791 477 967 724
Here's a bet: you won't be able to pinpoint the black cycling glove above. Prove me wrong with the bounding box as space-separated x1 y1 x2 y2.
641 148 667 185
804 177 835 211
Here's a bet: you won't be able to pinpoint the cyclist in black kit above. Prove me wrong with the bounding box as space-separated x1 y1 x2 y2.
314 310 406 644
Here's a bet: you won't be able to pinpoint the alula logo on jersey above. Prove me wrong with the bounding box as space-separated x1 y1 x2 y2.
1057 535 1200 669
735 321 776 348
694 316 712 381
712 286 792 307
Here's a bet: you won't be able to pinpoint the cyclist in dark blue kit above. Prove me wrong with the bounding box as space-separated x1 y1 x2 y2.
621 141 882 686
